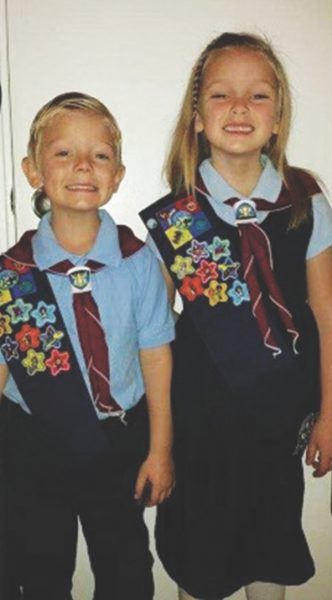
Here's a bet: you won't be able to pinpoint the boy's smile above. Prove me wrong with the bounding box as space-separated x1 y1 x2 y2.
24 110 124 218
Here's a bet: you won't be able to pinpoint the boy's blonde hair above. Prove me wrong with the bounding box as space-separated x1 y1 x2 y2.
165 32 292 196
27 91 123 167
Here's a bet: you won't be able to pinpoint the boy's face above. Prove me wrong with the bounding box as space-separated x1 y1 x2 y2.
23 110 124 217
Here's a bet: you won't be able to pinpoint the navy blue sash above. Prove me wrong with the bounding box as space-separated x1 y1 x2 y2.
140 179 316 391
0 227 144 469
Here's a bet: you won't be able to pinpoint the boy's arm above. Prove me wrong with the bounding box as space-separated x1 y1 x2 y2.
306 245 332 477
0 366 9 403
135 343 174 506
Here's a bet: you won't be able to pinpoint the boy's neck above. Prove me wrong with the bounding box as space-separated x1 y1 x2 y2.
50 210 101 255
210 154 263 197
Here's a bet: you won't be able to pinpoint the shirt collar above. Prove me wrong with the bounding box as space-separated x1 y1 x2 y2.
198 155 282 204
32 209 122 271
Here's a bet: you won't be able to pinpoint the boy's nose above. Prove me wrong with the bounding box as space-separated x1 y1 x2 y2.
74 155 92 171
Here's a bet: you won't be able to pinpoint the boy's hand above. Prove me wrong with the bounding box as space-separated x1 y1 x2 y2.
306 416 332 477
134 452 175 507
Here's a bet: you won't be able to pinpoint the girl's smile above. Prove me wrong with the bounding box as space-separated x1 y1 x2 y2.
195 47 280 170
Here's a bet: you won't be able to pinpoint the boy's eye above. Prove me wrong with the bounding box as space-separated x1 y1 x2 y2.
252 93 269 100
96 153 110 160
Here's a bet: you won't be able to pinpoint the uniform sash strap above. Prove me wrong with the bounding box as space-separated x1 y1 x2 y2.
223 193 299 356
49 259 123 416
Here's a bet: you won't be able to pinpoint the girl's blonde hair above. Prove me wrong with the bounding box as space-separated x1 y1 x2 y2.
165 32 292 196
27 91 123 167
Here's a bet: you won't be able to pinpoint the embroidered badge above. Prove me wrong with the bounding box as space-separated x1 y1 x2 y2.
1 336 19 361
170 210 194 230
31 301 57 327
11 272 37 299
0 313 13 337
146 218 158 230
157 198 212 250
208 237 231 262
6 299 33 325
45 349 70 376
0 289 12 307
218 258 241 281
16 324 41 352
186 239 210 264
189 212 211 237
170 256 195 280
22 349 46 376
40 325 64 352
234 199 257 224
196 260 219 285
203 281 228 307
228 280 250 306
165 226 193 249
2 258 30 274
0 270 19 290
175 195 200 213
67 266 92 293
179 276 205 302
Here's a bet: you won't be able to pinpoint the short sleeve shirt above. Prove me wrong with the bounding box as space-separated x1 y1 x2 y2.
0 210 175 417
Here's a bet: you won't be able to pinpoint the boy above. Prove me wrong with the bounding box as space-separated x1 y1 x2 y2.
0 92 174 600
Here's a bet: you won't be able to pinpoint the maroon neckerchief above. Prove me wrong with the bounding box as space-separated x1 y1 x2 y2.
48 259 123 415
196 173 315 356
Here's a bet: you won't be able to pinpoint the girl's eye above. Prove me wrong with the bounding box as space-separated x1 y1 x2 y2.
211 93 228 100
55 150 69 157
96 153 110 160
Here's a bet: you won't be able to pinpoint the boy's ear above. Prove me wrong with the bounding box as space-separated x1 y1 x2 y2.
113 164 126 193
22 156 43 189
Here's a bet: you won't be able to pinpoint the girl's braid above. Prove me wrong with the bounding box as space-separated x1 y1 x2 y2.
192 33 259 113
192 36 226 113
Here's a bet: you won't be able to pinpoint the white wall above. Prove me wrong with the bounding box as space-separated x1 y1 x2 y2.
0 1 331 599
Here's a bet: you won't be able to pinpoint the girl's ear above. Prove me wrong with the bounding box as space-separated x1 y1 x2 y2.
22 156 43 189
194 112 204 133
272 121 280 135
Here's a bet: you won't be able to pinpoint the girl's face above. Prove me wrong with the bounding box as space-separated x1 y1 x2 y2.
195 48 280 169
23 110 124 218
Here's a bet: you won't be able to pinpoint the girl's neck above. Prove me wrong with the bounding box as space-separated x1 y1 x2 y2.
50 209 101 255
210 154 263 197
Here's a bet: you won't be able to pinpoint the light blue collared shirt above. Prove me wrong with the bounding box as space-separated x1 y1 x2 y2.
1 210 175 417
198 157 332 259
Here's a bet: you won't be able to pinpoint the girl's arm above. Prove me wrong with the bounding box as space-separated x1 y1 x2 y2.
160 263 176 306
306 245 332 477
135 344 174 506
0 365 9 402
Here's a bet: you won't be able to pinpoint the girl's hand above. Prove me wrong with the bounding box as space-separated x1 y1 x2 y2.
134 452 175 506
305 416 332 477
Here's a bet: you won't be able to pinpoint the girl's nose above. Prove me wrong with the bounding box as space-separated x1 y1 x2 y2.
231 99 249 115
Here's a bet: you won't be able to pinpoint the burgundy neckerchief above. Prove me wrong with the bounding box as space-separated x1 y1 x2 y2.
195 169 320 356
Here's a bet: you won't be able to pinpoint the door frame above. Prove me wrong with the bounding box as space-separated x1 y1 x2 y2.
0 0 17 251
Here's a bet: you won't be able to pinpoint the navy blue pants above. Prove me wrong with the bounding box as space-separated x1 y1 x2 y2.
2 399 154 600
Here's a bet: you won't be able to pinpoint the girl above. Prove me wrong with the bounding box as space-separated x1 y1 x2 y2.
140 33 332 600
